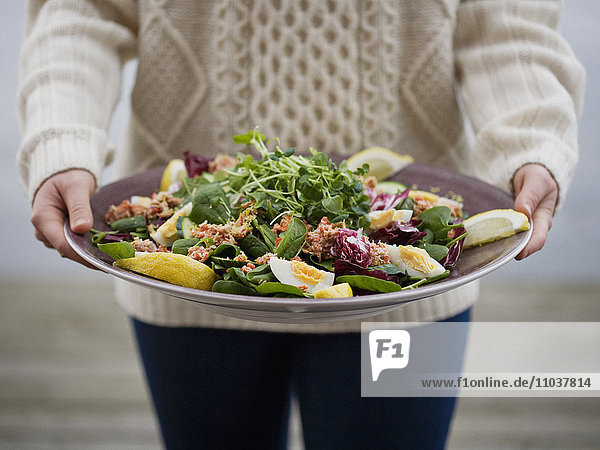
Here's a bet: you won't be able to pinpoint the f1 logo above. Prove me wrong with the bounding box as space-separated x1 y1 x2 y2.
369 330 411 381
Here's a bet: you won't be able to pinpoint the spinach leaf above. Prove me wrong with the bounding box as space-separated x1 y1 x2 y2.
255 223 277 251
98 242 135 260
371 264 404 275
335 275 405 293
309 256 334 272
225 267 257 288
255 282 312 298
189 183 231 225
171 238 200 255
245 264 276 285
209 242 240 259
239 233 271 259
417 206 462 242
402 270 450 289
110 216 146 233
207 243 244 270
275 218 307 260
212 280 257 295
417 243 449 261
173 175 211 199
211 257 246 270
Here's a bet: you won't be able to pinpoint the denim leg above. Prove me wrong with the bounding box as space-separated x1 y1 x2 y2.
131 320 294 450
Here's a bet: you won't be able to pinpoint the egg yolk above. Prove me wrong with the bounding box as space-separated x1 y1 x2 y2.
291 260 325 286
408 190 439 203
399 246 437 274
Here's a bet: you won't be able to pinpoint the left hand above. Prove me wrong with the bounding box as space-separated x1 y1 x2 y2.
512 164 559 260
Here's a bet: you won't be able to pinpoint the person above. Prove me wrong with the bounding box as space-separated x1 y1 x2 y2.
17 1 584 448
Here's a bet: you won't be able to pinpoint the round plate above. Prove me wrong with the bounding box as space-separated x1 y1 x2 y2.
65 163 531 323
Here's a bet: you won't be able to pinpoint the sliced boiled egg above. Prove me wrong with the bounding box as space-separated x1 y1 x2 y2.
408 190 440 204
269 257 335 293
150 202 193 247
384 244 446 278
369 209 413 231
409 190 463 212
130 195 152 208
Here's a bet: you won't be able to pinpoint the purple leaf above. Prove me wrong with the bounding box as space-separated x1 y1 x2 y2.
440 226 466 267
334 260 398 283
364 187 409 212
184 150 211 178
368 221 427 245
330 228 371 268
101 232 134 243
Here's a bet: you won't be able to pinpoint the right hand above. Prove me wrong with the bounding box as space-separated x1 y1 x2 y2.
31 169 98 268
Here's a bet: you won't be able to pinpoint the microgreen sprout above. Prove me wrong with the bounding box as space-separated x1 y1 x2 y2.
229 129 371 228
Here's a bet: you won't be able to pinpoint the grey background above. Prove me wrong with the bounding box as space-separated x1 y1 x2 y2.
1 1 599 283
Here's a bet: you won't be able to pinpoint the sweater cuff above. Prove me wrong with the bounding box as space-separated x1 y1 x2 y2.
476 144 576 214
18 126 114 204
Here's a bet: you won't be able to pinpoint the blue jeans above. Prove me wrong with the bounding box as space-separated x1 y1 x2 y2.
132 308 470 450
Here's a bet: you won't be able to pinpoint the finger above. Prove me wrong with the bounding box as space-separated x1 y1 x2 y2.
32 203 97 268
34 228 53 249
512 165 558 260
53 170 95 234
63 186 94 234
31 171 98 269
515 210 551 260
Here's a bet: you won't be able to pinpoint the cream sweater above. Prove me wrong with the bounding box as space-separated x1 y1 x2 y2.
17 0 584 331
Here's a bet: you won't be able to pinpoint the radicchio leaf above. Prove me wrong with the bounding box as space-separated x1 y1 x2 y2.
330 228 371 268
368 221 427 245
364 187 409 212
334 260 399 283
440 225 466 267
184 150 211 178
99 232 134 243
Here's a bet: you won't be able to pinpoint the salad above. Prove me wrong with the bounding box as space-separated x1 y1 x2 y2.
93 130 470 299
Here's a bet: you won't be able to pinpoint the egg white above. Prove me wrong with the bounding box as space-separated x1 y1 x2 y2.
269 257 335 293
384 244 446 278
369 209 413 232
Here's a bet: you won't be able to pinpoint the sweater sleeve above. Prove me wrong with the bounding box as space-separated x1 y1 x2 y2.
16 0 138 203
455 0 585 209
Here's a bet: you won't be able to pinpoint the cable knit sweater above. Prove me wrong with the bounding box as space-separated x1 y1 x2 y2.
17 0 584 331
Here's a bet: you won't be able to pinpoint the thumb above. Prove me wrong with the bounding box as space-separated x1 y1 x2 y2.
59 171 96 233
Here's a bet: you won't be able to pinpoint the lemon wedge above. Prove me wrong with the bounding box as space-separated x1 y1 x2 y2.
313 283 353 299
346 147 414 181
114 252 218 290
462 209 530 248
160 158 187 192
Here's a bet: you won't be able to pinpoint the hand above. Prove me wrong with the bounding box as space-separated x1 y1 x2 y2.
512 164 559 260
31 169 98 268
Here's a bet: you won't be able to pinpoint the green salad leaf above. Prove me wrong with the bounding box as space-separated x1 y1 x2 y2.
97 242 135 260
255 282 312 298
275 218 307 260
189 183 231 224
222 130 371 229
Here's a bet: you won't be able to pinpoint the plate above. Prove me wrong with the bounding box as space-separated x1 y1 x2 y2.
65 163 531 323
